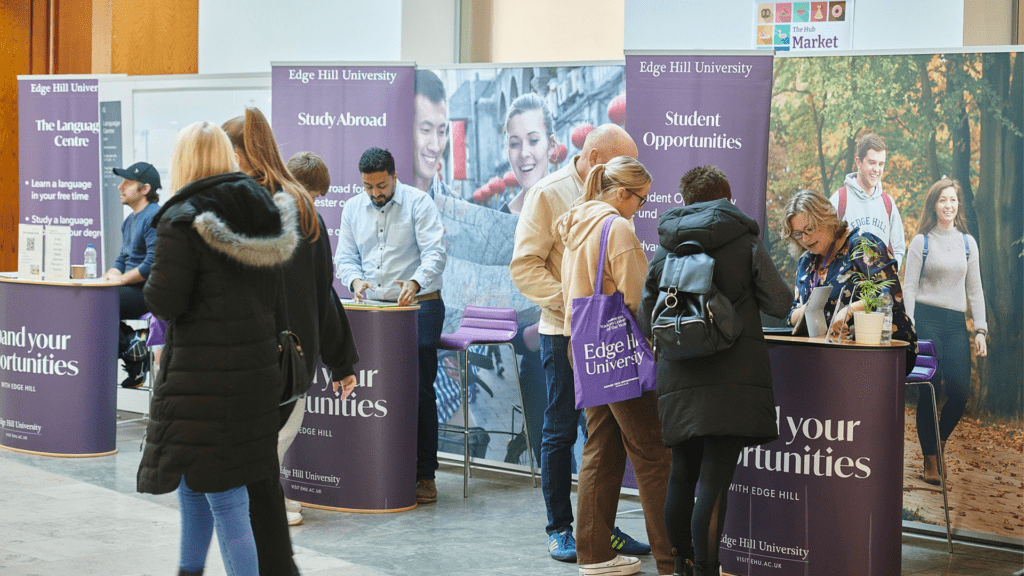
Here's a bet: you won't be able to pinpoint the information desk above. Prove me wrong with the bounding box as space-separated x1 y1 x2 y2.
721 335 908 576
0 276 119 457
281 303 420 512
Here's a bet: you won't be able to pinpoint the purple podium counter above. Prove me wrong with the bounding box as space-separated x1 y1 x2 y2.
721 335 908 576
282 303 420 513
0 276 119 457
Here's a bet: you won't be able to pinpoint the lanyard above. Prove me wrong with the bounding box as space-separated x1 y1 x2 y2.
808 241 837 291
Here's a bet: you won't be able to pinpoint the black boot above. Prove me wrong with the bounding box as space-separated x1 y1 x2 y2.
178 569 204 576
692 560 720 576
671 547 695 576
673 556 695 576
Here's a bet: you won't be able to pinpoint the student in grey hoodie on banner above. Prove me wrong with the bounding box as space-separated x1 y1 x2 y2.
829 133 906 269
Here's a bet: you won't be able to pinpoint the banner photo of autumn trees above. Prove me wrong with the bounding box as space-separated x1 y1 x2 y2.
764 51 1022 542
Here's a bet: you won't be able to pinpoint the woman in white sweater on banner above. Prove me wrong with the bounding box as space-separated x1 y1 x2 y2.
903 178 988 486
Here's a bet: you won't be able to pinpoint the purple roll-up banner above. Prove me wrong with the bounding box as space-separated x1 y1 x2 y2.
282 307 419 511
0 280 118 456
720 340 906 576
624 52 773 254
271 62 415 296
18 78 104 270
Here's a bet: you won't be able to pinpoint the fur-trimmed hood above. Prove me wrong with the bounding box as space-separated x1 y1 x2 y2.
152 172 298 268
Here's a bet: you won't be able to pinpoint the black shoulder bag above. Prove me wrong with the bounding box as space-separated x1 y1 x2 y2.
276 270 308 405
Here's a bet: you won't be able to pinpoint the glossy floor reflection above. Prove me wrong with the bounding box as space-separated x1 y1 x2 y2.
0 415 1019 575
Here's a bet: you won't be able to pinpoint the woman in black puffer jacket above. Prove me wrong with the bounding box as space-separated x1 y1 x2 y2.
138 121 298 576
639 166 791 576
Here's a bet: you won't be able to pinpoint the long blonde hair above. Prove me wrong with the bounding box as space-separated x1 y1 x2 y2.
169 122 238 192
578 156 651 206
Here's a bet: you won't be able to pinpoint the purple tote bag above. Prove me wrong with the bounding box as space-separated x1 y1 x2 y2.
570 216 657 410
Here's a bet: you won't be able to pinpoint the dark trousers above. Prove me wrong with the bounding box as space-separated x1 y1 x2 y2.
118 283 149 358
577 391 673 575
416 298 445 480
119 283 149 319
247 400 300 576
914 303 972 456
664 436 745 567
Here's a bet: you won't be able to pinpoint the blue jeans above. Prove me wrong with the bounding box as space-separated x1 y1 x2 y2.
178 478 259 576
540 334 583 534
417 297 445 480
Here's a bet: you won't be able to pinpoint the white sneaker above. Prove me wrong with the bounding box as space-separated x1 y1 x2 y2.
579 554 641 576
285 499 302 513
287 511 303 526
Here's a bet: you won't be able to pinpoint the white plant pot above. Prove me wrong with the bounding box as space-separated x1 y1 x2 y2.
854 311 884 345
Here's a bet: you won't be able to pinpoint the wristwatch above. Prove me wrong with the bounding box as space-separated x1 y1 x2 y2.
975 328 988 337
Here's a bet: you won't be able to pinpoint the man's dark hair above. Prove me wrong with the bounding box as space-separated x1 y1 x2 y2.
679 165 731 205
855 133 886 160
359 147 396 175
287 151 330 195
144 184 159 204
415 70 446 104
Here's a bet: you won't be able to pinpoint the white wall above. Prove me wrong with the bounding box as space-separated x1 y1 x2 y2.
490 0 625 63
625 0 966 52
199 0 403 74
401 0 458 65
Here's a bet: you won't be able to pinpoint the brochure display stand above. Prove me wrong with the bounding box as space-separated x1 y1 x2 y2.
0 276 119 457
281 303 420 512
720 335 908 576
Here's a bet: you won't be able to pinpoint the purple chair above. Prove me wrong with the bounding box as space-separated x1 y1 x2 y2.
905 339 952 552
439 306 538 497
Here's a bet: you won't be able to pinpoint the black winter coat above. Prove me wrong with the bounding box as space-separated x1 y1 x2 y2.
138 172 299 495
282 212 360 387
639 200 791 447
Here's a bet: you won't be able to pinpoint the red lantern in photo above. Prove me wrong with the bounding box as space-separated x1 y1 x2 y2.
571 123 594 150
549 143 568 165
473 188 486 203
502 171 519 189
487 176 506 196
607 95 626 126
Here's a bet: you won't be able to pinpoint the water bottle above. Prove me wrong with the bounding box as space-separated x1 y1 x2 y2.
84 244 97 279
879 287 893 344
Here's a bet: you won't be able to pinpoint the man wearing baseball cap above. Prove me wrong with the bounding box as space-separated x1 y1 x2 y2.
105 161 161 388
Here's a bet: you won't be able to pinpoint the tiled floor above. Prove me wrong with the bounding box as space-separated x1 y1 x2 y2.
0 416 1020 576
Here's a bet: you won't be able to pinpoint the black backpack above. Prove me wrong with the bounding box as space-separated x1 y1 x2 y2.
650 241 745 361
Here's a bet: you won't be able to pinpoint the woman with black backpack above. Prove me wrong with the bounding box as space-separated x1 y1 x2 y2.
638 165 791 576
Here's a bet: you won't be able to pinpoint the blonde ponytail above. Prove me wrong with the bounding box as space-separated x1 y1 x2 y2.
576 156 651 207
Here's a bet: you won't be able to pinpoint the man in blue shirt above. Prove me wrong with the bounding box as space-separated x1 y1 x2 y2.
104 161 160 388
335 148 447 503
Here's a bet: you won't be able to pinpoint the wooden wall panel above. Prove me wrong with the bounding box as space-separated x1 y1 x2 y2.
1018 0 1023 44
92 0 112 74
112 0 197 75
30 0 49 74
0 1 33 271
53 0 92 73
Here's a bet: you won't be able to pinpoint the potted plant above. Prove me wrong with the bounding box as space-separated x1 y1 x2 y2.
849 237 895 344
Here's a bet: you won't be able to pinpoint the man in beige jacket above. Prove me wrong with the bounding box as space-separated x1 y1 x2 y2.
510 124 643 562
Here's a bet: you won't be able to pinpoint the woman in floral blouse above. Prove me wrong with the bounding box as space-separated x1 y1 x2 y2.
781 190 917 371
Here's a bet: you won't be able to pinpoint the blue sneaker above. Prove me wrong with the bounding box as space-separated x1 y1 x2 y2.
610 527 651 555
548 529 577 562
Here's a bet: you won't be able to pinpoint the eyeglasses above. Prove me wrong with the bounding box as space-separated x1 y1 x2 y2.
629 190 648 208
791 225 816 240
